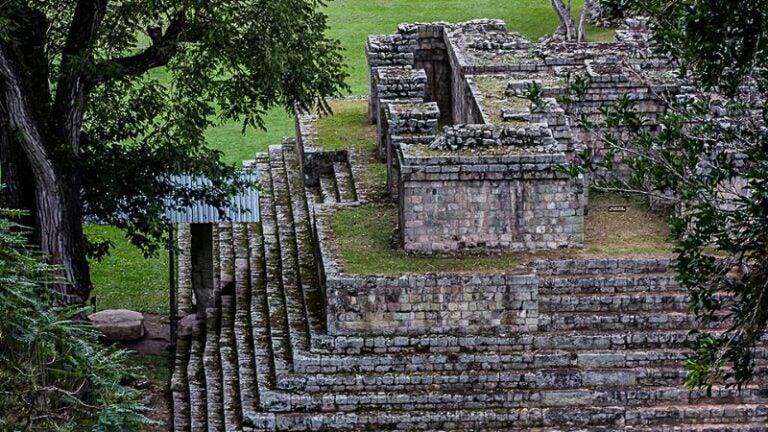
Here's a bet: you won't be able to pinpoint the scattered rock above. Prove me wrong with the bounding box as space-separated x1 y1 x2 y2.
88 309 145 341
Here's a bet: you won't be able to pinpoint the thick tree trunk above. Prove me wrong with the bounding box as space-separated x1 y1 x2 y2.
0 43 92 304
34 168 92 304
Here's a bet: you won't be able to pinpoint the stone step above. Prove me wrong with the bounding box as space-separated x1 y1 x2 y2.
309 329 699 356
170 335 191 432
277 367 706 393
220 295 243 431
540 291 690 314
186 321 207 431
293 348 686 375
538 311 704 332
246 222 277 391
233 224 259 419
332 161 357 202
202 307 225 431
626 403 768 427
269 145 310 354
248 406 626 431
539 272 680 294
281 143 326 336
534 257 674 276
318 172 339 204
256 385 767 414
256 153 293 379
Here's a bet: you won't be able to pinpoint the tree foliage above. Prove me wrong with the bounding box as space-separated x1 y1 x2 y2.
0 209 151 431
563 0 768 389
0 0 348 302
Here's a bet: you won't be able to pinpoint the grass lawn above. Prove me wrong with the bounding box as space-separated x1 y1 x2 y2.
86 225 169 314
331 193 671 276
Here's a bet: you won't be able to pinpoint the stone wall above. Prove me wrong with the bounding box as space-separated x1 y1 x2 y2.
398 147 585 253
315 203 669 335
326 272 539 335
384 101 440 199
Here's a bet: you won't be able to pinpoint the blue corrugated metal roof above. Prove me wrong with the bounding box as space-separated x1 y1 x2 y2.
163 171 260 224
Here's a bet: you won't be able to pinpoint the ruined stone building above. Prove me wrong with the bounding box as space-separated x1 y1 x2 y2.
169 19 768 431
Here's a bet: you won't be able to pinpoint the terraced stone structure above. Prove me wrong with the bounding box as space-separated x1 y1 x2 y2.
170 19 768 432
368 18 686 254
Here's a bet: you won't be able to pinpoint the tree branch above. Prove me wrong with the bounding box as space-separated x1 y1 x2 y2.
52 0 108 151
89 18 188 86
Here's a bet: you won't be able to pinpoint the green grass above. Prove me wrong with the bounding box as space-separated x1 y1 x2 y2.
317 99 376 151
331 205 525 274
85 225 169 314
330 194 671 276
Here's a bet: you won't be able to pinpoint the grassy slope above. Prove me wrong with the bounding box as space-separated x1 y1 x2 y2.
89 1 614 313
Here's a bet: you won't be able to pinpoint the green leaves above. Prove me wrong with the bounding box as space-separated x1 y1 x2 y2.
0 211 152 431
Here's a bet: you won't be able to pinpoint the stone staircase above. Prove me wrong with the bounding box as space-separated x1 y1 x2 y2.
171 142 768 431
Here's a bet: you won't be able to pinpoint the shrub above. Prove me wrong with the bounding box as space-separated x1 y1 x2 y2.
0 209 153 431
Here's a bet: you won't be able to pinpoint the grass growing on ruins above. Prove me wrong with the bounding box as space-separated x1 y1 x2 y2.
86 225 169 314
583 192 672 256
331 205 526 274
331 193 671 275
317 99 390 198
317 99 377 152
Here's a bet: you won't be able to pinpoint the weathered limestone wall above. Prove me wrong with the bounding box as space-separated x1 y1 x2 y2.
372 67 428 160
326 273 538 335
410 23 454 117
398 148 585 253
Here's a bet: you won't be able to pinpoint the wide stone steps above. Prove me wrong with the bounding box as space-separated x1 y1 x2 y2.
625 403 768 427
308 328 697 355
539 290 691 314
253 385 766 414
248 406 627 431
538 311 705 332
539 272 680 295
275 367 721 393
170 143 767 431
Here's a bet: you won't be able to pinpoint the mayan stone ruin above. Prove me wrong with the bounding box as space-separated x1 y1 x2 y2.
169 19 768 431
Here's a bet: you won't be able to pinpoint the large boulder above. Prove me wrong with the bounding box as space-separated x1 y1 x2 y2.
88 309 145 341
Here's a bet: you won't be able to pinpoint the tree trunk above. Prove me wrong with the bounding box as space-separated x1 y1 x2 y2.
34 167 92 304
551 0 576 41
578 0 594 43
0 43 92 304
0 109 37 232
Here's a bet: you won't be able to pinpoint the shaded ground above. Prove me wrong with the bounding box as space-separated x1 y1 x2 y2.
120 313 172 431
